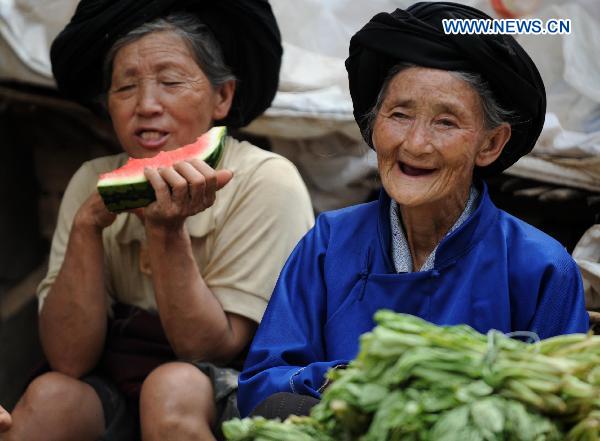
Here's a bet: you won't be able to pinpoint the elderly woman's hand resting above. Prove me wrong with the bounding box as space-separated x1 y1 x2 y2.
142 159 233 229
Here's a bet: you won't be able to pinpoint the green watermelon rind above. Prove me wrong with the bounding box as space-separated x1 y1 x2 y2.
97 127 226 212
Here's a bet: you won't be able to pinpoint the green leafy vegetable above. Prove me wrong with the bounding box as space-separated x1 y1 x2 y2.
224 311 600 440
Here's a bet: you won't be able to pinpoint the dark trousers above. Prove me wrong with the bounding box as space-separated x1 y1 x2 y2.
250 392 320 420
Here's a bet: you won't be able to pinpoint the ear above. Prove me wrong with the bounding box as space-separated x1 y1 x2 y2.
212 80 236 121
475 123 511 167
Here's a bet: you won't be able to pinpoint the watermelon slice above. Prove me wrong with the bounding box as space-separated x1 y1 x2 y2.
97 126 226 212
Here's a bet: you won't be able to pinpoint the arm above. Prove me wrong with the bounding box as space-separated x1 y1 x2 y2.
39 168 116 378
143 153 314 364
237 216 350 417
145 224 255 363
142 159 253 363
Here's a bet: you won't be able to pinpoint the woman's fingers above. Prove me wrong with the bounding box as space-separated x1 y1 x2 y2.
0 406 12 432
74 192 117 231
143 162 233 221
158 166 189 204
184 159 218 207
173 160 209 208
215 169 234 190
181 159 232 191
144 167 172 205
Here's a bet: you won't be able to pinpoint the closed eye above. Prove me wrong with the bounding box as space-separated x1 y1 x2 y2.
115 84 135 93
437 118 457 128
391 111 410 119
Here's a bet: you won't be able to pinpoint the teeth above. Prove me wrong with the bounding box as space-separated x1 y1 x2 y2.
140 131 164 141
401 163 434 176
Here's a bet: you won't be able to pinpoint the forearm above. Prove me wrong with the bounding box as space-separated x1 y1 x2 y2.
39 224 108 377
146 225 240 362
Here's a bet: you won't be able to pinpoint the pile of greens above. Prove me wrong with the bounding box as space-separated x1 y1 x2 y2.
223 311 600 440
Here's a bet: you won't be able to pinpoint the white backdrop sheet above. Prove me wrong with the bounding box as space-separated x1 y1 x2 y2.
1 0 599 194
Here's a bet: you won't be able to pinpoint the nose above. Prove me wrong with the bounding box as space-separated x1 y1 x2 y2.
136 81 163 117
403 120 434 156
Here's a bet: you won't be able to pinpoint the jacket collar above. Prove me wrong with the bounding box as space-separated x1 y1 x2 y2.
377 180 499 272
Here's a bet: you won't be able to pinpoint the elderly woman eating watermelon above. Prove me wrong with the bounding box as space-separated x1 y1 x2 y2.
237 2 590 420
2 1 313 440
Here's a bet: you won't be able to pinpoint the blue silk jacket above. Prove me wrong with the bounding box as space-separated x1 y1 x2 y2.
238 183 589 416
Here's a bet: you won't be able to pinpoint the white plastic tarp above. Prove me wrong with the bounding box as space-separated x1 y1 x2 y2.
573 225 600 311
249 0 490 139
503 0 600 191
0 0 77 85
1 0 599 201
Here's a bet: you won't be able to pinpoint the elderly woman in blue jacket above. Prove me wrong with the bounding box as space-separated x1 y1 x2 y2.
237 2 589 419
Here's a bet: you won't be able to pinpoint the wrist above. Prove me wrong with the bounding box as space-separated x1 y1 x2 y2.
145 222 188 242
72 214 105 237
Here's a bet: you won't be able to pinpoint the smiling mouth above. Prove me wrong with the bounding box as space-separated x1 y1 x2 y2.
399 162 436 177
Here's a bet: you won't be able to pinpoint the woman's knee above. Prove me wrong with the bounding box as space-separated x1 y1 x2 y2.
140 362 215 434
20 372 90 411
141 362 214 402
6 372 104 441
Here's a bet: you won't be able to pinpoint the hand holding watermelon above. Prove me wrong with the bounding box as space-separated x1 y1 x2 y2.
97 127 227 213
141 159 233 229
74 191 118 232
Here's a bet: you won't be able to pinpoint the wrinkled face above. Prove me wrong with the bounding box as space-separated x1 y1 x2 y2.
372 67 493 208
108 31 232 158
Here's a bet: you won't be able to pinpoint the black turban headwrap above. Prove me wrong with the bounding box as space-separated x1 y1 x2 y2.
346 1 546 176
50 0 282 128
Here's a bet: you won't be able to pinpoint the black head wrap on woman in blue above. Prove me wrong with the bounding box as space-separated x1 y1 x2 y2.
346 1 546 175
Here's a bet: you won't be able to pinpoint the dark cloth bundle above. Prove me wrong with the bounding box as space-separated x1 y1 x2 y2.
101 302 175 401
346 1 546 175
101 303 246 403
50 0 282 128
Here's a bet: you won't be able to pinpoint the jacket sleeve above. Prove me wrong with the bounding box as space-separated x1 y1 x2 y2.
528 252 589 339
237 214 350 417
